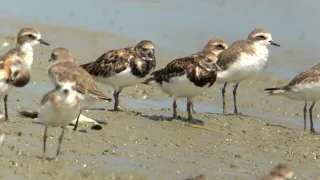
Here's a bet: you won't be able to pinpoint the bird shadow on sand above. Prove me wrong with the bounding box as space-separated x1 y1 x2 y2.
36 155 57 162
140 114 204 125
266 123 320 135
207 112 254 117
265 122 294 131
206 112 295 130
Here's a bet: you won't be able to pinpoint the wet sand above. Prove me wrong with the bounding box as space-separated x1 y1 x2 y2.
0 18 320 180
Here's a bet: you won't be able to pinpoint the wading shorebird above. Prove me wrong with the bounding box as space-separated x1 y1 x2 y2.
48 47 112 131
39 82 80 161
80 40 156 111
0 28 50 121
188 38 228 114
216 28 280 115
143 51 220 125
265 63 320 133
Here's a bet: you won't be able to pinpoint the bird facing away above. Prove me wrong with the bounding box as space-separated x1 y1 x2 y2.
143 51 220 124
48 47 112 131
216 28 280 115
264 63 320 133
80 40 156 111
189 38 228 114
0 27 50 121
38 82 80 161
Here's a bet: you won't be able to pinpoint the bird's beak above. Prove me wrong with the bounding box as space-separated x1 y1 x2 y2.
269 40 280 47
144 52 155 61
212 63 221 71
143 57 153 61
39 39 50 46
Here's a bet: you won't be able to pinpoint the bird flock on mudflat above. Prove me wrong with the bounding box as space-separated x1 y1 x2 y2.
0 27 318 169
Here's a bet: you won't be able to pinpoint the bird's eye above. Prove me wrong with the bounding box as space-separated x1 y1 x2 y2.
51 54 56 59
217 44 224 49
27 34 35 39
258 35 266 40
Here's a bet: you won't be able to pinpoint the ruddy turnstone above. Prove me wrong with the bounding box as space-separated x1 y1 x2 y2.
260 164 294 180
39 82 80 161
201 38 228 54
265 63 320 133
189 38 228 113
80 40 156 111
0 112 4 148
0 27 49 121
48 47 112 131
143 51 220 124
216 28 280 115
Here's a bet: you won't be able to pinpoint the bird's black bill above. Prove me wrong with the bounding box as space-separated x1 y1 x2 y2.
213 63 221 71
39 39 50 46
269 41 280 47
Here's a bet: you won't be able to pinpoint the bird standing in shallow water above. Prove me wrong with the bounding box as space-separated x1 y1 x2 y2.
216 28 279 115
265 63 320 133
189 38 228 114
143 51 221 125
80 40 156 111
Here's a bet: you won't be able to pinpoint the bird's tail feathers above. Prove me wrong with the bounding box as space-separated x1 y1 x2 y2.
264 87 285 95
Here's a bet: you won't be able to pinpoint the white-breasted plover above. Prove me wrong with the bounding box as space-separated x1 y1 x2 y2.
216 28 279 114
48 47 111 131
0 27 50 121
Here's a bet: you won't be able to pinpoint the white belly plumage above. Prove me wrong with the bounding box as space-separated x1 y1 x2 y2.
160 74 210 98
283 82 320 101
217 48 268 84
38 102 79 127
0 80 15 97
94 66 148 91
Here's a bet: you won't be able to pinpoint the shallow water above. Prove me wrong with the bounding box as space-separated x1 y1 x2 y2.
23 81 312 131
123 97 317 129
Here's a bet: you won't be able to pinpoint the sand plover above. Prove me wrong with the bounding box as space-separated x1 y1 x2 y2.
80 40 156 111
48 47 112 131
143 51 220 124
189 38 228 113
0 112 4 148
264 63 320 133
260 164 294 180
216 28 279 115
39 82 80 161
0 27 50 121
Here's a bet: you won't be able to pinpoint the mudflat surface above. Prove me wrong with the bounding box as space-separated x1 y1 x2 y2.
0 19 319 180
